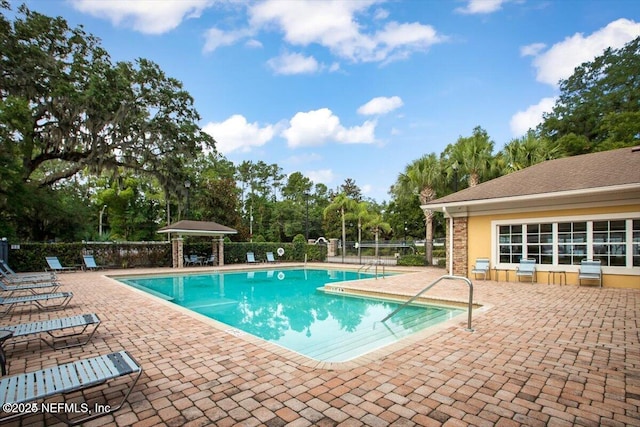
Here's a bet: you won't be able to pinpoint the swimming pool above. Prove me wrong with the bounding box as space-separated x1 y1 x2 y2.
118 268 464 362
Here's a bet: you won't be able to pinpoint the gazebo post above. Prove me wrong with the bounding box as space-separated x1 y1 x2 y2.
172 237 184 268
218 237 224 266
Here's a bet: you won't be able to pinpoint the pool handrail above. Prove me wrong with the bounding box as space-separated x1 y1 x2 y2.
381 275 474 332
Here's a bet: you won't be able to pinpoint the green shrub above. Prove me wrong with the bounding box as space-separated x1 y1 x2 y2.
397 254 427 266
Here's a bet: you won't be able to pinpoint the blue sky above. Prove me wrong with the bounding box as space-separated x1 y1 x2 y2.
22 0 640 202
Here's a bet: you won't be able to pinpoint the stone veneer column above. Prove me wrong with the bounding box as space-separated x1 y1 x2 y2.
172 237 184 268
452 217 468 276
218 237 224 266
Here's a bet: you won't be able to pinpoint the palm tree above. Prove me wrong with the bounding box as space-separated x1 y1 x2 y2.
364 213 392 258
323 193 356 262
345 201 372 262
500 131 565 173
451 126 494 187
393 153 442 264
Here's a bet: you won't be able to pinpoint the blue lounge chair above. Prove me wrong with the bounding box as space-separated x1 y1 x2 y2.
265 252 276 263
0 292 73 316
0 260 57 284
45 256 77 272
0 350 142 425
471 258 490 280
82 254 103 270
516 258 537 283
578 259 602 287
246 252 259 264
2 313 100 350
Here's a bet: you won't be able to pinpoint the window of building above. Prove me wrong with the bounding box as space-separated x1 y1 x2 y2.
499 225 522 263
593 220 626 266
558 222 587 265
632 219 639 267
526 223 553 264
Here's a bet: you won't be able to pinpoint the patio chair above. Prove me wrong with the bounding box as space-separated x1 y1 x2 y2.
471 258 490 280
0 350 142 425
265 252 276 263
0 260 57 284
1 313 100 350
45 256 77 272
189 254 202 266
203 254 216 266
0 278 60 296
183 255 193 266
0 291 73 316
515 258 537 283
578 259 602 287
246 252 259 264
82 254 104 271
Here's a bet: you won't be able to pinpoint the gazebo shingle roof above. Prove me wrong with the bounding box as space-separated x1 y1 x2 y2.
157 220 237 235
425 146 640 206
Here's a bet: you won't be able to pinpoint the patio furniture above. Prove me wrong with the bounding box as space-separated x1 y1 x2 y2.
471 258 490 280
45 256 77 272
1 313 100 350
183 255 193 266
82 255 104 271
265 252 276 263
246 252 259 264
516 258 537 283
0 260 57 284
189 254 202 266
0 292 73 316
0 350 142 425
578 259 602 287
0 278 60 296
203 254 216 266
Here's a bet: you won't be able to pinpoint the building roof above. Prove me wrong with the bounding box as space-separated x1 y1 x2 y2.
425 146 640 208
157 220 237 236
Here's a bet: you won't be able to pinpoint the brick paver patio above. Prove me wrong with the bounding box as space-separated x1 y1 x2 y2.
1 264 638 426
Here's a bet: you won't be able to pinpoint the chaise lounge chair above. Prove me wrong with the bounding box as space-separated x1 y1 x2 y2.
265 252 277 263
0 350 142 425
471 258 490 280
82 255 104 271
0 292 73 316
1 313 100 350
0 260 57 284
246 252 259 264
516 258 537 283
45 256 77 272
0 278 60 296
578 259 603 287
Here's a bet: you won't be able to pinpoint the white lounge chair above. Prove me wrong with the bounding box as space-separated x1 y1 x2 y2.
246 252 259 264
0 260 57 284
45 256 77 272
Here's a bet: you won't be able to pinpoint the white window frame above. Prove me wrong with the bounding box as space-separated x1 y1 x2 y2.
491 212 640 275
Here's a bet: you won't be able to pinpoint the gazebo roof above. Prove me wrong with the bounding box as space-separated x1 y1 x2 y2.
157 220 238 237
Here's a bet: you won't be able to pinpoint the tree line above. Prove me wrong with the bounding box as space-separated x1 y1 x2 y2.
1 3 638 253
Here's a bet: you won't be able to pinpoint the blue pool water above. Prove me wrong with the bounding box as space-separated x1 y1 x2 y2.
118 268 464 362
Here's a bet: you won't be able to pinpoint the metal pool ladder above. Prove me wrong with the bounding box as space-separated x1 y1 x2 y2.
381 275 474 332
358 261 385 278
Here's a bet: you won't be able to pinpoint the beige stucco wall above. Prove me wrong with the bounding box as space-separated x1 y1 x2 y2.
465 204 640 289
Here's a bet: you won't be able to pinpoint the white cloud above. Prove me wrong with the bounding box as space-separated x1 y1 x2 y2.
282 108 376 148
510 97 556 137
249 0 445 63
520 43 546 57
455 0 509 15
267 52 320 75
204 28 253 53
358 96 403 115
202 115 275 154
305 169 335 185
530 18 640 87
69 0 214 34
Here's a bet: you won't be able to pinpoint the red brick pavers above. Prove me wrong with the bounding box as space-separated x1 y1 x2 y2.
2 264 638 426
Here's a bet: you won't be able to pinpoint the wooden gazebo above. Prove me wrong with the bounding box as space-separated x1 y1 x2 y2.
157 220 237 268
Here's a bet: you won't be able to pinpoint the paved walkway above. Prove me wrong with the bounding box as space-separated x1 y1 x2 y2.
1 264 638 426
